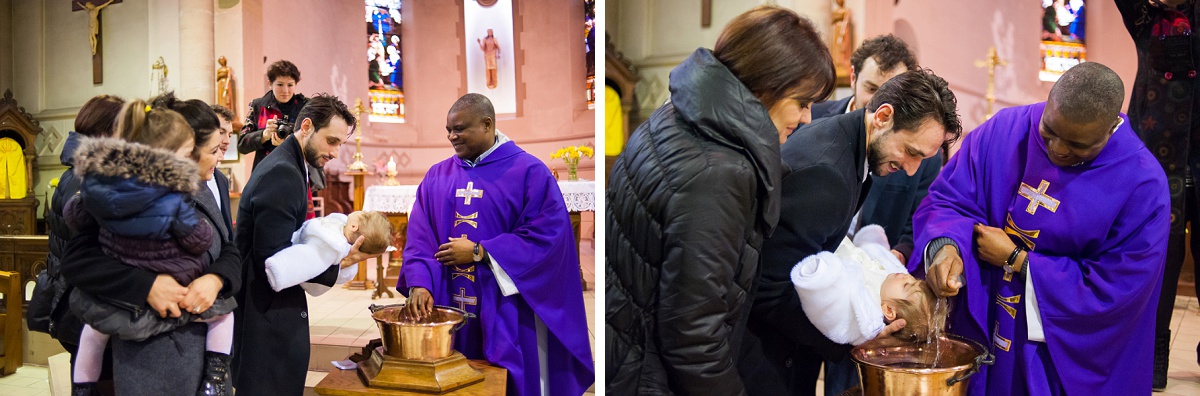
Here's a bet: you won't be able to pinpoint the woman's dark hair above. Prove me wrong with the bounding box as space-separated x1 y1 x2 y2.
151 92 220 160
267 60 301 83
866 68 963 147
75 95 126 137
713 5 836 109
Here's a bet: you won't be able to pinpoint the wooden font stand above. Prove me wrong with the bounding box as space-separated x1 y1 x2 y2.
344 171 374 290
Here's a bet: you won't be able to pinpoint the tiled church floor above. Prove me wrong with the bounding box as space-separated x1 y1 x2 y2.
0 241 597 395
7 243 1200 395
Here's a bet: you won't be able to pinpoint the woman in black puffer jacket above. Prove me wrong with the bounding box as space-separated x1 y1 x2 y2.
36 94 124 378
605 6 835 395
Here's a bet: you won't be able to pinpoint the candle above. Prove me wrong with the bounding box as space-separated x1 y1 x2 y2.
387 156 397 173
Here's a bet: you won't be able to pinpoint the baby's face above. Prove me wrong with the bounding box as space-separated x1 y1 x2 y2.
880 272 921 303
343 212 363 243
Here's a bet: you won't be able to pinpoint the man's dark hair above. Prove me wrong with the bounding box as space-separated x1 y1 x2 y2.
267 60 301 83
75 94 126 137
1048 62 1124 125
867 68 963 146
850 34 918 79
210 104 235 122
295 93 356 136
713 5 835 108
449 93 496 123
151 91 220 157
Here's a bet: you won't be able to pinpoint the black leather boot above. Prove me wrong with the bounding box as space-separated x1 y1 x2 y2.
197 352 232 396
72 382 100 396
1154 329 1170 392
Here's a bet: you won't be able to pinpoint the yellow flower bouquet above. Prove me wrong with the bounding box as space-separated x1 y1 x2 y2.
550 145 594 181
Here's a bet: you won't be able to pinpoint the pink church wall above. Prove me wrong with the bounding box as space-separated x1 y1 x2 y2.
860 0 1136 153
233 0 595 188
234 0 595 240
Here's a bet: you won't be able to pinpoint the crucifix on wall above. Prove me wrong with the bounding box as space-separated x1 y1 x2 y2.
701 0 712 28
73 0 120 84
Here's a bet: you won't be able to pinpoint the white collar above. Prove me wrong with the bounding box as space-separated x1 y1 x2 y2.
464 130 511 167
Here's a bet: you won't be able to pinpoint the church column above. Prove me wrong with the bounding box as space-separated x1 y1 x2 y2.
179 0 215 101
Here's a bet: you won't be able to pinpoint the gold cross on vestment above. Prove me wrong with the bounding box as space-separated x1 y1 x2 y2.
456 181 484 205
453 287 478 311
1018 180 1059 215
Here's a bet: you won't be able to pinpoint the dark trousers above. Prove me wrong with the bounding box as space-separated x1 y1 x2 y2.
1158 173 1200 330
739 328 824 396
822 357 859 395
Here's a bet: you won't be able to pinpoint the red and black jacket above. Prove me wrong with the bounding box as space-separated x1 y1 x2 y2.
236 91 307 170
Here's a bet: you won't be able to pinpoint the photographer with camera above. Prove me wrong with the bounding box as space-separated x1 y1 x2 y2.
237 60 309 171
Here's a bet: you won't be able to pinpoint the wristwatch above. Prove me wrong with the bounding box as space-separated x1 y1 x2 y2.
1004 246 1024 275
472 242 484 262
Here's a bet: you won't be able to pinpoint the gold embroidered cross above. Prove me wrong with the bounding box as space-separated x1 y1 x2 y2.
453 287 478 311
456 181 484 205
1018 180 1060 215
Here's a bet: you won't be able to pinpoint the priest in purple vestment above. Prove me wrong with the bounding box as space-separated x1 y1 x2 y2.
910 62 1169 395
399 93 594 395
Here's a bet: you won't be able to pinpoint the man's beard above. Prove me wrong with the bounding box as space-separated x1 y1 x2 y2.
304 138 324 167
866 133 888 175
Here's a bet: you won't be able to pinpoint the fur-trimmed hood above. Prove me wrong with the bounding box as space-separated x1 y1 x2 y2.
73 137 200 194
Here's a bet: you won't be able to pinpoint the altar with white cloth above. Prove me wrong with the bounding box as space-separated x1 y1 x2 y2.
362 180 595 291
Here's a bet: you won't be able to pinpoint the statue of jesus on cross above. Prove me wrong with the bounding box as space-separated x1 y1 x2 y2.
76 0 115 55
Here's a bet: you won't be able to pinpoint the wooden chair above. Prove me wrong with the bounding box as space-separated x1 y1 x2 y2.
312 197 325 218
0 271 22 375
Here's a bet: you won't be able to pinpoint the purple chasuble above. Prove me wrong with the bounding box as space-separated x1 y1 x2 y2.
399 141 594 395
909 103 1169 395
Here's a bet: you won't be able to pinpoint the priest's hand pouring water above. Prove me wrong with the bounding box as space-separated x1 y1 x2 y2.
927 244 964 297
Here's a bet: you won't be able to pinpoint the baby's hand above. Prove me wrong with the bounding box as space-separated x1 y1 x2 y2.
873 318 907 341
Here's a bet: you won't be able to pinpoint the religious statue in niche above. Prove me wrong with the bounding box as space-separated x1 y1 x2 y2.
215 56 234 111
831 0 854 82
478 29 501 89
151 56 169 96
76 0 115 55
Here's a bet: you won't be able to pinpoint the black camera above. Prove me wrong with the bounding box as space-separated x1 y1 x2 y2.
274 115 294 137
